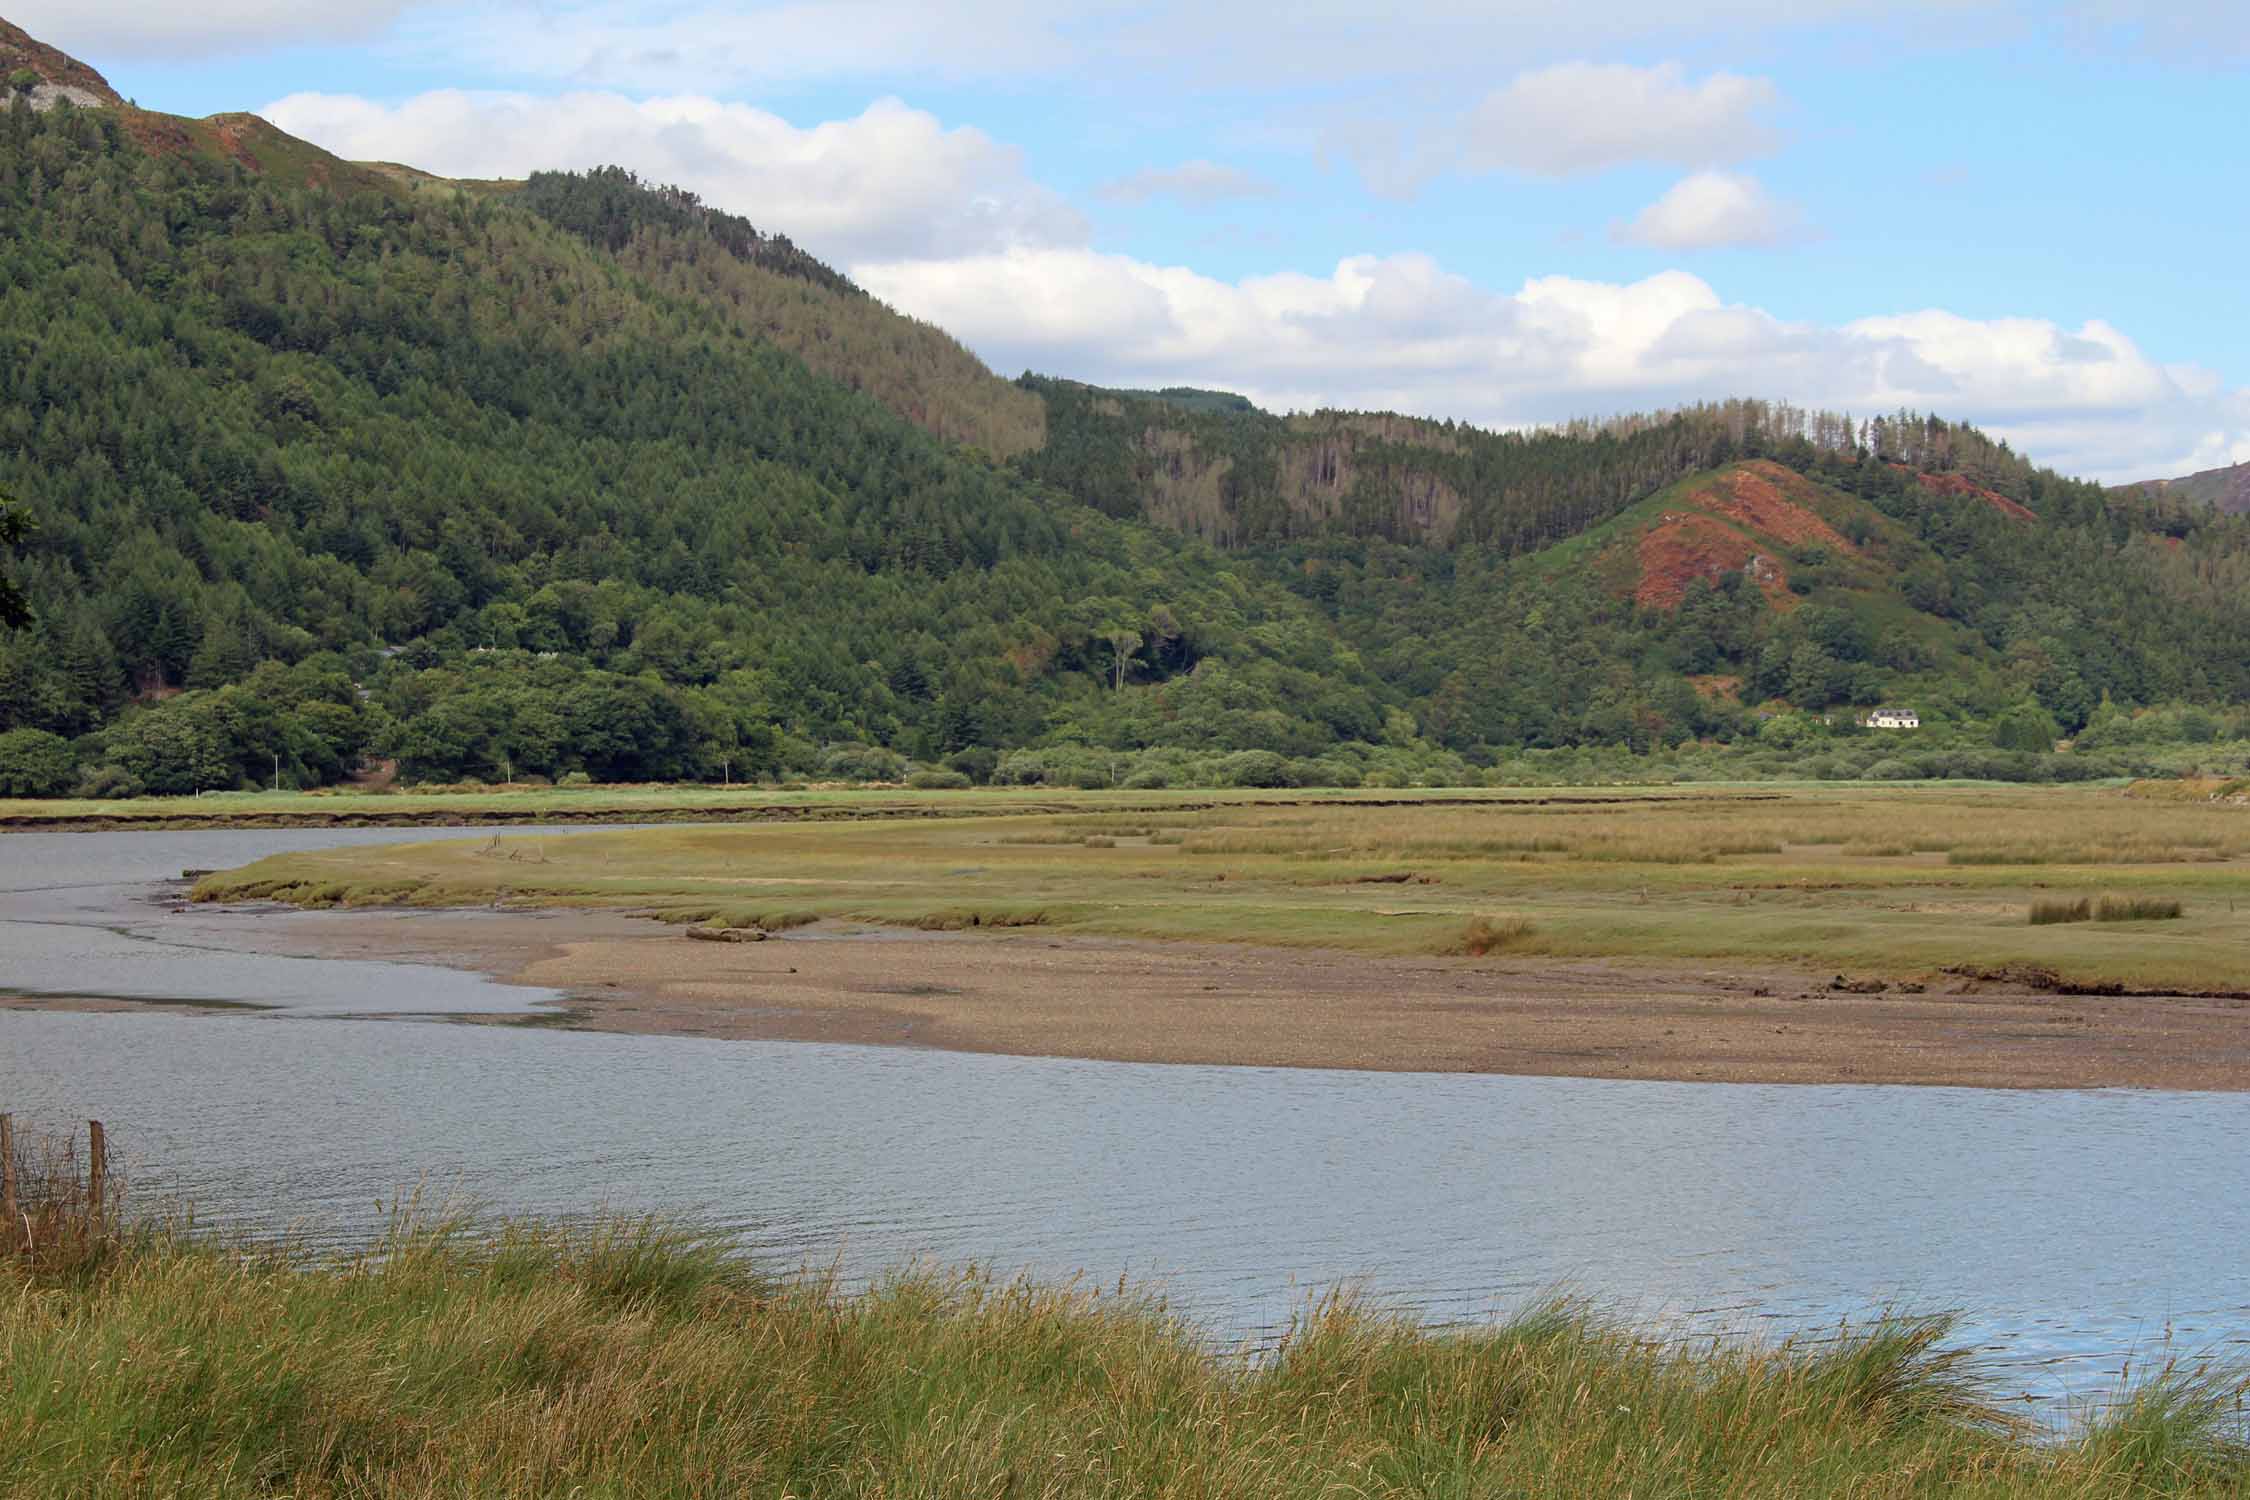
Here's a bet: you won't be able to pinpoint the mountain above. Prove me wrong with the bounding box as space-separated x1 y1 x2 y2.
2117 461 2250 515
5 18 2250 798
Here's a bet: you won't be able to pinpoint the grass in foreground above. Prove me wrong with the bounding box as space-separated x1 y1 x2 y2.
4 1210 2247 1498
197 783 2250 993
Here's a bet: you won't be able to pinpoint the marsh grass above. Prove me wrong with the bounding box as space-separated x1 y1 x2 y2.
2 1125 122 1278
193 785 2250 992
1458 914 1540 956
2097 895 2186 922
2030 896 2186 926
6 1211 2247 1497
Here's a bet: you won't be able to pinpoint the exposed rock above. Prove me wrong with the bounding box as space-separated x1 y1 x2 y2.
26 82 104 112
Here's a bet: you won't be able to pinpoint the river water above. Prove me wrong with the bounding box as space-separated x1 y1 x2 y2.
2 827 2245 1414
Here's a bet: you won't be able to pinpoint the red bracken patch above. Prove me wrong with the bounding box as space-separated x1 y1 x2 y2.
1635 514 1790 611
1697 466 1858 552
1892 464 2038 522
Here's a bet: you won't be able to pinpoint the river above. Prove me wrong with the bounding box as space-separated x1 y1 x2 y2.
3 826 2245 1415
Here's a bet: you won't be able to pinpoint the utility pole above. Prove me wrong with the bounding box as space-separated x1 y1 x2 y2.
272 751 281 792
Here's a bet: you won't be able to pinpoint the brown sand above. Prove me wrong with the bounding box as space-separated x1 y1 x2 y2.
11 907 2242 1089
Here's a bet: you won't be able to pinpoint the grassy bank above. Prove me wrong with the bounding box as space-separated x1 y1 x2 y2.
195 783 2250 993
0 781 1534 831
5 1211 2247 1497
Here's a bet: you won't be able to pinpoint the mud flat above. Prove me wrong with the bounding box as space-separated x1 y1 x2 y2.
19 905 2246 1089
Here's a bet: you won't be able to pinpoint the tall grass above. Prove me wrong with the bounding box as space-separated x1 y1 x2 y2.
2030 896 2187 926
5 1214 2247 1497
2097 895 2186 922
2 1123 121 1277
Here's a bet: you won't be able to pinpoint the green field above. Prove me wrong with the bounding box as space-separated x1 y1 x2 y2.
194 782 2250 993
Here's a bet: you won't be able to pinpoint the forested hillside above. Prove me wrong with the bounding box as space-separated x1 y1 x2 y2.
2119 461 2250 515
0 95 1377 793
5 18 2250 798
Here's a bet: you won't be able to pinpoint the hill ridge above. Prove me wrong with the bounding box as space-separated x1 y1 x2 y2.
8 16 2250 799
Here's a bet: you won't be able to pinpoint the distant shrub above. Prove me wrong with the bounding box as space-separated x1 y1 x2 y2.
1219 750 1292 788
944 747 998 784
558 770 594 787
907 769 972 790
821 745 906 783
1362 768 1408 789
74 763 143 801
1121 767 1170 790
0 728 77 797
2029 898 2092 926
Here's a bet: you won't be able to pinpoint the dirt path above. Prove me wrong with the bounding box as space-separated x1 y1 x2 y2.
13 907 2246 1089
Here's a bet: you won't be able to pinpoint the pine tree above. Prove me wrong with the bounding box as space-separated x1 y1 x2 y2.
0 497 30 630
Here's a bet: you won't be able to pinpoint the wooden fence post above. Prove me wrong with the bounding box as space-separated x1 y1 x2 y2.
0 1113 15 1223
87 1119 106 1221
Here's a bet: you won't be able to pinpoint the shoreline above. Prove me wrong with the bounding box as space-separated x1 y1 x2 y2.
13 902 2250 1090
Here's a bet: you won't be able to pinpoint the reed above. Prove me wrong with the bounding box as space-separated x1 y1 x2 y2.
4 1210 2245 1497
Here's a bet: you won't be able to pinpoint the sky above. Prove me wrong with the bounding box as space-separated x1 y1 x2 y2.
20 0 2250 482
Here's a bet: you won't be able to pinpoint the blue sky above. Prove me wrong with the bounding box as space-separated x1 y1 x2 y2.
25 1 2249 481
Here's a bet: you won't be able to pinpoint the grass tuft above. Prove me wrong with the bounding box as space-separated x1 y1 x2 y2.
1458 914 1540 956
2096 895 2185 923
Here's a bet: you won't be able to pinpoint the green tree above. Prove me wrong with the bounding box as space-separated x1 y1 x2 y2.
0 727 74 795
0 498 30 631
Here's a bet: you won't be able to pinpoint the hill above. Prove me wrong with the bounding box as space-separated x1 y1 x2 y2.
7 18 2250 796
2118 460 2250 514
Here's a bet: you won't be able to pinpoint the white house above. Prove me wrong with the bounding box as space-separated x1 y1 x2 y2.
1865 707 1921 730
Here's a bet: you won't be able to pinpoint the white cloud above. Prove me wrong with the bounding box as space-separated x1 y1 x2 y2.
9 0 412 56
1460 63 1781 178
1099 161 1277 207
260 90 1086 265
1617 171 1805 250
856 249 2248 482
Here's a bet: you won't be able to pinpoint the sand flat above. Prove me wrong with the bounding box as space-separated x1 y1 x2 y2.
15 906 2246 1089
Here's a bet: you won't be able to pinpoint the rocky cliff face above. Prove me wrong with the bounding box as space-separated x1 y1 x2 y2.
1 20 124 107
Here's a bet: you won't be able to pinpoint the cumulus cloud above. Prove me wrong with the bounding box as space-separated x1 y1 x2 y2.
1099 161 1278 207
10 0 413 56
260 90 1086 265
1617 171 1806 249
856 249 2247 481
1460 63 1781 178
1332 61 1783 198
